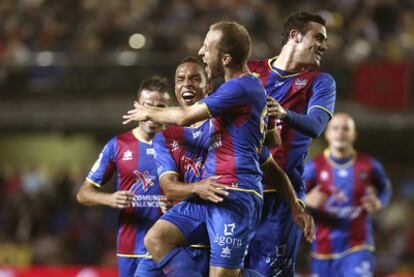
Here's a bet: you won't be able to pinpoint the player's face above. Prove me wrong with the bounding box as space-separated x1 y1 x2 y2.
198 29 225 79
325 115 356 151
175 62 207 107
295 22 328 67
138 90 170 134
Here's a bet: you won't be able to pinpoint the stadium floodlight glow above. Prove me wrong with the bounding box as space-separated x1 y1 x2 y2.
36 51 54 66
128 33 146 49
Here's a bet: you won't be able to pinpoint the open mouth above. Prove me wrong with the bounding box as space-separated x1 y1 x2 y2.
182 90 196 104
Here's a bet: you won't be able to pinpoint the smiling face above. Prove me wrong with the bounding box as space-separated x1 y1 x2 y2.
325 113 356 152
294 22 328 67
138 89 170 134
198 29 225 79
175 62 208 107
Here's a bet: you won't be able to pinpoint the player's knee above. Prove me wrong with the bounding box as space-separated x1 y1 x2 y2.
144 228 162 253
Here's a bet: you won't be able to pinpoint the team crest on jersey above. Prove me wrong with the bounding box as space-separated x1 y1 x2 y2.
192 130 201 139
122 150 133 161
182 156 202 177
170 140 180 152
294 78 308 90
131 169 155 192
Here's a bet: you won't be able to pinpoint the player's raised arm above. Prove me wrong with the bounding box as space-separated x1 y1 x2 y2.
122 101 209 126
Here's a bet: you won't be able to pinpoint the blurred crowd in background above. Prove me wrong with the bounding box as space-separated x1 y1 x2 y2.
1 0 414 275
1 0 414 62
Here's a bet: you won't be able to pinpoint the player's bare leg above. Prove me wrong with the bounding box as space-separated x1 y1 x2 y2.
144 219 186 263
210 266 242 277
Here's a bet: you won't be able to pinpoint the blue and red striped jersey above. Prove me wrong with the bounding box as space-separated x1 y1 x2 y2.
198 74 268 195
86 130 163 257
153 120 210 184
304 150 392 258
248 58 336 196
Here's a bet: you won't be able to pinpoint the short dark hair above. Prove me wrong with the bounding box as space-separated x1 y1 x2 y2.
178 56 204 68
137 75 171 99
281 12 326 46
210 21 252 68
176 56 207 78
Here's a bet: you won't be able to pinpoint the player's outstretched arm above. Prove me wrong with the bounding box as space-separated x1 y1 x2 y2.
122 101 209 126
77 181 136 209
261 158 315 242
160 174 229 203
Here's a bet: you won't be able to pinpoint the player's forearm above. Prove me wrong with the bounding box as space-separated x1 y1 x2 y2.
77 185 111 206
160 179 195 201
146 107 184 125
285 108 330 138
262 160 300 211
265 127 282 148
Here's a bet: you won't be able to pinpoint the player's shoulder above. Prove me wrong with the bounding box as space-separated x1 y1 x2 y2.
114 129 134 142
313 71 336 85
356 152 380 166
158 125 184 140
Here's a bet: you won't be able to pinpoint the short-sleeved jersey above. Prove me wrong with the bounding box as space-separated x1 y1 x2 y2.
198 74 268 195
248 58 336 197
86 130 163 257
154 120 210 184
303 150 392 258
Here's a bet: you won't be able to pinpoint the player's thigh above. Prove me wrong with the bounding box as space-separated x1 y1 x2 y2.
118 256 140 277
208 190 263 269
246 195 301 276
339 250 375 277
135 258 165 277
160 199 207 244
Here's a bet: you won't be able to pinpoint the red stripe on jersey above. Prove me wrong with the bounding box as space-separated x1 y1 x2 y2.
224 104 252 127
161 127 186 180
247 60 271 87
348 155 372 248
116 131 139 254
271 71 320 169
213 116 237 186
313 154 334 254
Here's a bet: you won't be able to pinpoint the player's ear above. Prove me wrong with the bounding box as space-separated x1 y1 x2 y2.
222 53 232 66
289 29 301 43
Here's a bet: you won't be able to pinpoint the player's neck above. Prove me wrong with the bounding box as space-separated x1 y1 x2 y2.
224 64 250 81
329 146 355 160
273 48 306 73
133 127 154 143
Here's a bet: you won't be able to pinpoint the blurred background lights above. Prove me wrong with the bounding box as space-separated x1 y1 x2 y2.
128 33 146 49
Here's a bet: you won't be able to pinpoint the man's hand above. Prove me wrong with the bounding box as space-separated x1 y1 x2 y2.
159 197 174 214
122 101 149 124
108 191 137 208
192 176 229 203
267 96 288 120
305 185 328 209
292 203 315 242
362 186 382 213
